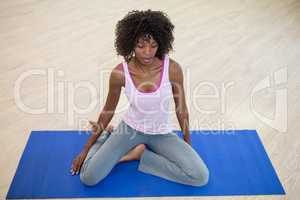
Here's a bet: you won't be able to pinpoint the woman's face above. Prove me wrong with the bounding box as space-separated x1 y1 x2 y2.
133 35 158 65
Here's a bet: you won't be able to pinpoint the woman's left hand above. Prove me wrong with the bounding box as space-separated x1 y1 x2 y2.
183 134 192 146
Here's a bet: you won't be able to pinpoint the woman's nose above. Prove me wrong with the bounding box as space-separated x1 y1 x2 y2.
144 46 151 55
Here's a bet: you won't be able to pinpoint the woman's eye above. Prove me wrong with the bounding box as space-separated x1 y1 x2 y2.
136 44 157 48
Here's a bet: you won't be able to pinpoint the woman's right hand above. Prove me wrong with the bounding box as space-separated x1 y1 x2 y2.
70 152 87 175
89 120 101 134
70 121 114 176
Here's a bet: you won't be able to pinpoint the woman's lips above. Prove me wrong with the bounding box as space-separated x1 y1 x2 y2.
142 58 153 63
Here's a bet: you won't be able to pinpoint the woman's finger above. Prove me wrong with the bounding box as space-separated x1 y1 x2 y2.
74 166 80 175
106 125 114 132
70 168 75 175
89 120 97 127
72 166 78 175
70 163 74 170
89 121 100 128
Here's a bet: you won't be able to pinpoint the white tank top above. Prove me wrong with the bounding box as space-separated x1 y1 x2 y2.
122 54 174 134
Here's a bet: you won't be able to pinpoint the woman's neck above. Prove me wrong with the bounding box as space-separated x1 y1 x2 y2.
132 56 161 73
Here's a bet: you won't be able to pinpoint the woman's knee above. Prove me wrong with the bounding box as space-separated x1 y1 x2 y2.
79 161 106 186
80 169 103 186
186 162 210 186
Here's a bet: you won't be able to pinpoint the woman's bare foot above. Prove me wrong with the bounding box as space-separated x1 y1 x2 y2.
105 124 145 162
119 144 146 162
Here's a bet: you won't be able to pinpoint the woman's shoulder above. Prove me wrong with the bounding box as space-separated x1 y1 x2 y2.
110 63 125 87
168 57 183 81
115 62 124 72
169 57 180 69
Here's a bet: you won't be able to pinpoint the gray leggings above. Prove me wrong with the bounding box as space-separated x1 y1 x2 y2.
80 120 209 187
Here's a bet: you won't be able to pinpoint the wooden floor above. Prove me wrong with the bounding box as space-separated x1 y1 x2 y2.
1 0 299 199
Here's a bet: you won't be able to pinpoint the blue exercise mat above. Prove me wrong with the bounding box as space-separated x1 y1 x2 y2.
6 129 285 199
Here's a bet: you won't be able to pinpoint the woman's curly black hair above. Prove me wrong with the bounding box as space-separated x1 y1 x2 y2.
114 9 175 62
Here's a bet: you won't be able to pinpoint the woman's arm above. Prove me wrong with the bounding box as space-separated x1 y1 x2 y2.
83 64 124 153
70 64 124 175
169 60 191 145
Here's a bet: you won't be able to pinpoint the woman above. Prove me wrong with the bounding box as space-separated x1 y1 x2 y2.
70 9 209 187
